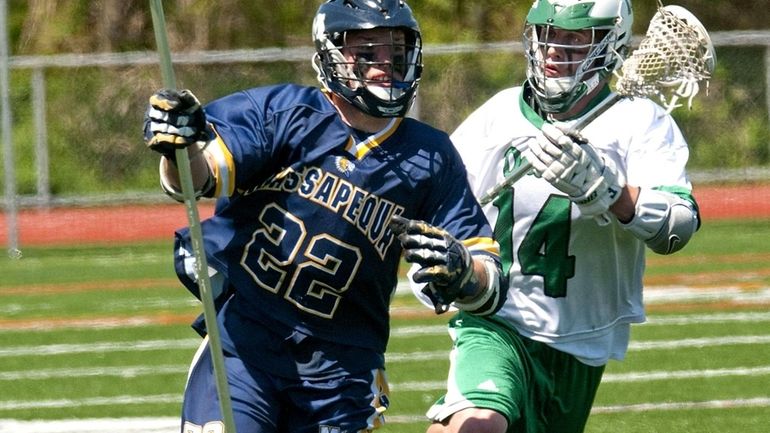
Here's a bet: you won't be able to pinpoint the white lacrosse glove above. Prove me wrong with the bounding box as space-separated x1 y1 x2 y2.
524 123 623 217
143 89 208 161
389 215 478 314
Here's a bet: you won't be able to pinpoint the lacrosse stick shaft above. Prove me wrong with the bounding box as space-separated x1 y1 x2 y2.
149 2 237 432
478 93 622 205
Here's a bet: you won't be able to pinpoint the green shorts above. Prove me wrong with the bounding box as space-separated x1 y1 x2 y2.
426 311 605 433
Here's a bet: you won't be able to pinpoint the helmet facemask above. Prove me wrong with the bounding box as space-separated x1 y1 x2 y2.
521 0 633 114
314 27 423 118
312 0 424 118
524 24 619 113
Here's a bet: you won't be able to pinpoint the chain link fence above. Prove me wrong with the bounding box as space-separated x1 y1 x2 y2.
2 31 770 250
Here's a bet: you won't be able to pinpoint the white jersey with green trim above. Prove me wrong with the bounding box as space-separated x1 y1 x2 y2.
452 86 694 366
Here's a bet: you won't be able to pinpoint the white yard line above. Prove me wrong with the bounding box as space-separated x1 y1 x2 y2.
644 310 770 325
0 365 186 381
601 365 770 383
2 313 769 360
0 339 199 357
628 334 770 350
643 286 770 304
0 416 180 433
3 365 770 410
2 331 767 363
392 365 770 390
0 395 180 411
4 363 769 387
390 310 770 337
591 397 770 413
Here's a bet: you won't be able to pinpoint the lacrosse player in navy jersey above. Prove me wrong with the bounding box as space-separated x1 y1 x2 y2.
417 1 702 432
143 1 505 432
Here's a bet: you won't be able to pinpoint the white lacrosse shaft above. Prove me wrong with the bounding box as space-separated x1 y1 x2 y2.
478 93 621 206
149 2 237 432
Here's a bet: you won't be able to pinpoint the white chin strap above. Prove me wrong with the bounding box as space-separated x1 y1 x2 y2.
543 72 602 102
543 75 574 96
367 84 405 102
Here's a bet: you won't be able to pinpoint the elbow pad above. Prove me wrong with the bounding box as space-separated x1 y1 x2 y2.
453 257 507 316
621 188 699 255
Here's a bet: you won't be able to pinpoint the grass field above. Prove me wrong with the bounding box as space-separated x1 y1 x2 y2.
1 218 769 432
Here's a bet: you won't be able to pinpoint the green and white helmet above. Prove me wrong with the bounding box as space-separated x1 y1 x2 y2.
523 0 633 113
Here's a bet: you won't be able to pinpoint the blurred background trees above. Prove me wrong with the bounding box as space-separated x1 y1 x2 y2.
10 1 769 54
3 0 770 197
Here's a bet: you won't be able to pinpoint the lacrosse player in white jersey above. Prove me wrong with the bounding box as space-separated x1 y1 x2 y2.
419 0 701 432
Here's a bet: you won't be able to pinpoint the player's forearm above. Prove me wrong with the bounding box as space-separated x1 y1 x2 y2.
453 257 505 316
159 146 215 200
609 185 640 223
461 259 489 299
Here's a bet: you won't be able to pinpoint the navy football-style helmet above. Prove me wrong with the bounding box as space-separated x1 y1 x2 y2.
312 0 423 118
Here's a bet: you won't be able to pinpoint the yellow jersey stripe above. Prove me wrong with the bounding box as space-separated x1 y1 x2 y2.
206 126 236 197
463 237 500 255
352 117 402 160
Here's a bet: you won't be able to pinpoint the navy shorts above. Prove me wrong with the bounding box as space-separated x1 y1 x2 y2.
181 338 390 433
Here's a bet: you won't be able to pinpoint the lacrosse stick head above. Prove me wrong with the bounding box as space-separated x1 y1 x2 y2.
615 4 716 112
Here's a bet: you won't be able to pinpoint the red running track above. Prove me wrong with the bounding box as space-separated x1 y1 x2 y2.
1 183 769 247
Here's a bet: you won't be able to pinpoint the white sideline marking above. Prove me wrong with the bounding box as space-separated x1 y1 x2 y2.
0 394 179 411
3 365 770 409
5 363 769 387
601 365 770 383
591 397 770 413
389 311 770 338
391 365 770 391
1 333 769 360
628 334 770 350
0 365 186 381
390 324 447 336
0 417 179 433
644 311 770 325
2 286 768 333
643 286 770 304
3 398 770 431
392 284 770 305
2 309 768 359
386 334 770 360
0 339 199 357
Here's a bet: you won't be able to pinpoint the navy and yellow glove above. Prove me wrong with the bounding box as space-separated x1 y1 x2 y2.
143 89 208 160
389 215 478 314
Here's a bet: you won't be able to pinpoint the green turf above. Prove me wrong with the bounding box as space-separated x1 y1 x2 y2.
0 218 768 431
586 407 770 433
0 242 173 286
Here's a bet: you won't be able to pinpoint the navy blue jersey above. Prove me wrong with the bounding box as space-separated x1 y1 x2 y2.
175 84 496 372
